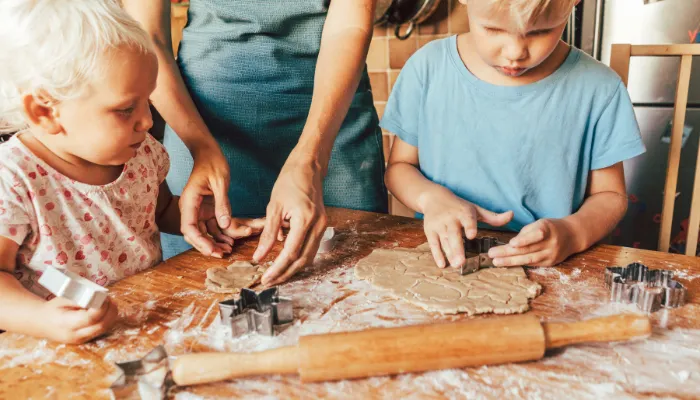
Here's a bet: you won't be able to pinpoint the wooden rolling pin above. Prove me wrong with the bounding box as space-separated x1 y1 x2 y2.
171 313 650 386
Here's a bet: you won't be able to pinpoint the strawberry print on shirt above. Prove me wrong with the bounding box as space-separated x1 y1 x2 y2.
0 133 169 299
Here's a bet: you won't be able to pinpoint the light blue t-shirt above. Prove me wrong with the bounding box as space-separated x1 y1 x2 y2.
380 36 646 231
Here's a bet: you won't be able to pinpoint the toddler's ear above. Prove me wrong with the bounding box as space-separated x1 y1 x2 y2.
21 92 62 135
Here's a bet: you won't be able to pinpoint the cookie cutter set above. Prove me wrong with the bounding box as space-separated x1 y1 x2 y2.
111 286 295 398
218 287 293 336
604 262 687 313
460 236 506 275
38 265 108 309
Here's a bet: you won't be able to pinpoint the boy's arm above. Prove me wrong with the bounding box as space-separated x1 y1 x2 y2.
0 237 49 336
385 137 449 214
386 137 513 268
490 162 627 267
566 162 628 252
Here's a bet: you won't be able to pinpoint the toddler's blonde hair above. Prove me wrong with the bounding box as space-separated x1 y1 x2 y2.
0 0 154 133
472 0 577 34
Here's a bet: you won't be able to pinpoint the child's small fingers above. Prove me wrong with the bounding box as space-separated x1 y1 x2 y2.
489 241 545 259
236 217 266 234
438 232 452 266
206 219 234 246
84 298 112 325
102 300 120 330
492 250 548 267
213 242 233 255
509 225 546 248
426 231 446 268
446 225 466 267
459 208 478 239
223 221 254 239
48 296 82 310
476 207 513 227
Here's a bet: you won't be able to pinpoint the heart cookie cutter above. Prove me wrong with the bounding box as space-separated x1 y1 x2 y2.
38 266 108 309
604 262 687 313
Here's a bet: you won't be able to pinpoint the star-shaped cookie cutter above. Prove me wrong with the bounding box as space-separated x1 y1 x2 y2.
604 262 687 313
218 287 293 336
460 236 506 275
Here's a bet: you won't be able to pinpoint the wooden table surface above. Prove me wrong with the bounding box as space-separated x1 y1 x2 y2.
1 208 699 399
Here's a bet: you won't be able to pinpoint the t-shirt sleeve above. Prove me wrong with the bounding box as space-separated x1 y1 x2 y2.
144 134 170 184
591 82 646 170
379 60 424 147
0 177 32 245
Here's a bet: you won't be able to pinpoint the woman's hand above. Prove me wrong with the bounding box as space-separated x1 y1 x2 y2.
253 156 327 286
179 146 235 258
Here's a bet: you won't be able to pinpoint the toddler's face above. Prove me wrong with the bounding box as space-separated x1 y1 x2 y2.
53 46 157 166
463 1 569 78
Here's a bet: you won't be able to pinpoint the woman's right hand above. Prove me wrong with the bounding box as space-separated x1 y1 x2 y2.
420 188 513 269
179 146 235 258
44 297 118 344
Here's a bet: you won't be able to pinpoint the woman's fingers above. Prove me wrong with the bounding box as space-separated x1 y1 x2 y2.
253 204 283 262
180 191 218 257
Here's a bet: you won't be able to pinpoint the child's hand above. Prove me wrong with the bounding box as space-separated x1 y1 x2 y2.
488 218 578 267
199 197 265 254
43 297 118 344
421 188 513 268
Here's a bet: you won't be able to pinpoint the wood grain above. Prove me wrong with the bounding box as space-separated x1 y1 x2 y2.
609 44 698 255
660 54 692 253
0 208 698 399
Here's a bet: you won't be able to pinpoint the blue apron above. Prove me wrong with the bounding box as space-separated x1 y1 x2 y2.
162 0 388 258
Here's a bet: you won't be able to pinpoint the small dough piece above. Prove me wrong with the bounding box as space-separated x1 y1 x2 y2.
354 245 541 315
204 261 267 294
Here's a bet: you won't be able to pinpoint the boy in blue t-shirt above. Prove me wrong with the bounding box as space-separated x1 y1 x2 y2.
381 0 646 269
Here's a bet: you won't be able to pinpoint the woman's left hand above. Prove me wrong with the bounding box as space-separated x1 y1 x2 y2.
253 155 328 286
487 218 580 267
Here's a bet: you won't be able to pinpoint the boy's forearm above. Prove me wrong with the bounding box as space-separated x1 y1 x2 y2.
385 162 451 214
0 272 47 336
564 191 628 253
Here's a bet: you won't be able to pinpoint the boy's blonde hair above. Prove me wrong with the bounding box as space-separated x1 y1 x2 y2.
473 0 577 34
0 0 154 133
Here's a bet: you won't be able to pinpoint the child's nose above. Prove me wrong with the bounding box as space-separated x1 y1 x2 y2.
503 38 528 62
136 104 154 132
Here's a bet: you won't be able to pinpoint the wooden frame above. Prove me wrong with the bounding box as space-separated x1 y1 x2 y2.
610 44 700 256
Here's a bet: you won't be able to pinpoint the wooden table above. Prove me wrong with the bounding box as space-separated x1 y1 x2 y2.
1 208 699 399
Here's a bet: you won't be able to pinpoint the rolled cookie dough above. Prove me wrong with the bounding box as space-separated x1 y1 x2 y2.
205 261 267 294
354 244 541 315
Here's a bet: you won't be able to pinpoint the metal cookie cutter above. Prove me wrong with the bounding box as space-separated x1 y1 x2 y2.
317 227 336 254
218 287 293 336
604 262 687 313
110 345 172 399
38 265 108 309
460 236 506 275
